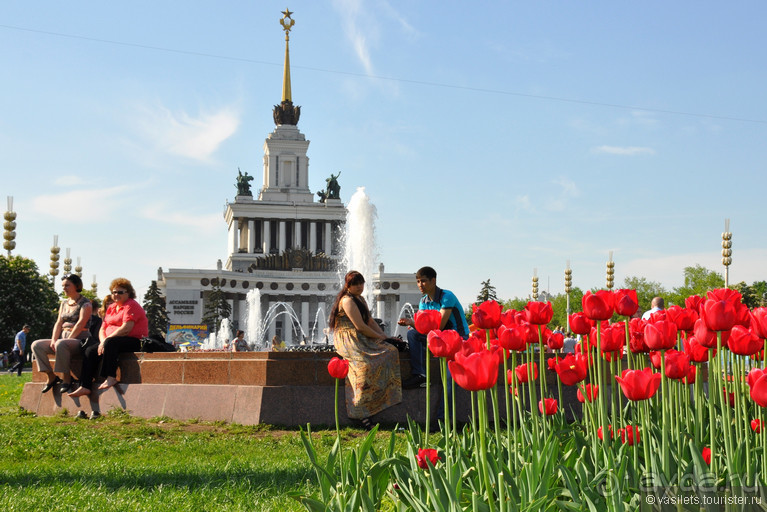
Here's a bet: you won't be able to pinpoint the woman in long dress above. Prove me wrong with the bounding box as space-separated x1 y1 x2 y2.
329 271 401 429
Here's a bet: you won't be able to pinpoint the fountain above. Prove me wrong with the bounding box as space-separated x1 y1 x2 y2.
245 288 262 350
341 187 379 307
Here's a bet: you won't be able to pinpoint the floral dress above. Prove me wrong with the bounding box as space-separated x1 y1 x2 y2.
333 308 402 419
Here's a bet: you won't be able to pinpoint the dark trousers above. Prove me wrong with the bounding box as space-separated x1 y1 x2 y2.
9 351 25 376
406 329 452 420
81 336 141 387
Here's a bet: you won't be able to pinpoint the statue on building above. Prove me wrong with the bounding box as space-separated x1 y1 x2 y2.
236 168 254 196
317 172 341 203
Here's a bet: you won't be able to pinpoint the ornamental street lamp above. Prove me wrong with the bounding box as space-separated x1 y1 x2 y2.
4 196 16 257
565 260 572 332
722 218 732 288
49 235 60 282
532 268 539 301
63 248 72 276
605 251 615 290
75 256 82 277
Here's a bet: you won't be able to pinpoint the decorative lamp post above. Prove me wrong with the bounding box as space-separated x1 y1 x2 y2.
565 260 572 332
532 268 539 301
605 251 615 290
49 236 60 281
75 257 82 277
91 275 98 295
722 218 732 288
4 196 17 257
63 248 72 276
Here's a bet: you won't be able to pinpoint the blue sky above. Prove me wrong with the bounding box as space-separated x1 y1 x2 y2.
2 1 766 306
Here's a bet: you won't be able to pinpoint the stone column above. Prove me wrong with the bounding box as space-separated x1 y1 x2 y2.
294 221 302 249
247 220 256 253
324 223 332 255
279 221 286 252
228 219 238 254
263 220 271 253
309 222 317 253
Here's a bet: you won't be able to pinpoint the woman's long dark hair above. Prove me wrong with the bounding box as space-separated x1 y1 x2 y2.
328 271 369 329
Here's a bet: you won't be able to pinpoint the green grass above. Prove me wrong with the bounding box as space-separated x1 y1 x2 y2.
0 374 398 512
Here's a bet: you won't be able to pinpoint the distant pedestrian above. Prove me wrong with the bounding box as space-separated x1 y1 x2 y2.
9 325 31 376
641 297 665 320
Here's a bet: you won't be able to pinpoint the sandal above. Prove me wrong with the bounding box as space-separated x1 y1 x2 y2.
42 376 61 394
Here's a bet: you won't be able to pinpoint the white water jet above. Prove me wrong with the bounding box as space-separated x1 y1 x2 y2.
342 186 379 307
245 288 262 349
216 317 232 349
392 303 415 338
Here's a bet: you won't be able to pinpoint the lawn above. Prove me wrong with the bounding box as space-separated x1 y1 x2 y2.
0 373 397 512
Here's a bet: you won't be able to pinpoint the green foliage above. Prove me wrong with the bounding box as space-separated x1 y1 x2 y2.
622 276 667 313
0 255 58 352
733 280 767 309
143 280 170 338
667 264 724 306
201 283 232 333
475 279 499 305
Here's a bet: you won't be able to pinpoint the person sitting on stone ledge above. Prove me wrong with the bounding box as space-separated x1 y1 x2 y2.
69 278 148 397
31 274 92 394
231 330 249 352
329 271 402 430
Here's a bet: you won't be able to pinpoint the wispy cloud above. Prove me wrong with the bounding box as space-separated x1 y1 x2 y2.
547 176 580 211
31 185 135 222
592 145 656 156
135 104 240 162
139 203 221 233
333 0 377 75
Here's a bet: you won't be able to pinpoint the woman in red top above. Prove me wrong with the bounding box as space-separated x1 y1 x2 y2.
69 278 148 397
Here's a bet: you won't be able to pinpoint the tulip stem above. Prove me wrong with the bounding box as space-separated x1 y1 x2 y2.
660 352 670 477
708 347 718 476
502 349 512 454
425 347 431 446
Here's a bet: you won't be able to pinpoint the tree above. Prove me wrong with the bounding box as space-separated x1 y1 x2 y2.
668 265 724 306
475 279 498 304
143 280 170 338
0 255 59 353
623 276 667 313
202 282 231 333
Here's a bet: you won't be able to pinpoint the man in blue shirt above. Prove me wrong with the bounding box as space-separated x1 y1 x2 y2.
399 266 469 389
9 325 30 376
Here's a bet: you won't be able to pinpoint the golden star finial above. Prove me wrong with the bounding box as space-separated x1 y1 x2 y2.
282 8 293 18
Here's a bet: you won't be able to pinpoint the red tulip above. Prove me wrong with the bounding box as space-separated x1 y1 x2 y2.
599 323 625 354
666 305 698 332
427 330 463 360
327 357 349 379
472 300 502 329
748 369 767 407
448 349 500 392
497 324 527 352
685 295 704 314
663 349 690 380
613 289 639 317
416 448 440 469
538 398 558 415
683 335 715 363
552 354 588 386
414 309 442 335
525 301 553 325
598 425 614 441
752 419 765 433
569 312 593 335
649 351 662 369
514 362 538 384
643 319 678 351
545 330 564 350
700 299 737 332
728 325 762 356
693 318 717 349
460 333 487 356
499 309 518 328
615 368 661 401
723 387 735 408
702 447 711 465
603 346 624 363
628 317 648 353
582 290 614 321
707 287 742 304
577 383 599 403
752 308 767 339
620 425 640 445
683 365 696 385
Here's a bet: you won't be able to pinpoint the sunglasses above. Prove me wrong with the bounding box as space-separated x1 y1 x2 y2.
111 290 128 295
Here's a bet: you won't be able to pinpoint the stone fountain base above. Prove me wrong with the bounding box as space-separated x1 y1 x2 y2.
20 351 592 426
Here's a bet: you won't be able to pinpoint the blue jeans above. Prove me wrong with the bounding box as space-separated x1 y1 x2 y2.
407 329 452 420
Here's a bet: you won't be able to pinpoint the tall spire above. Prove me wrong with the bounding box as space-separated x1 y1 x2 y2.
273 9 301 126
